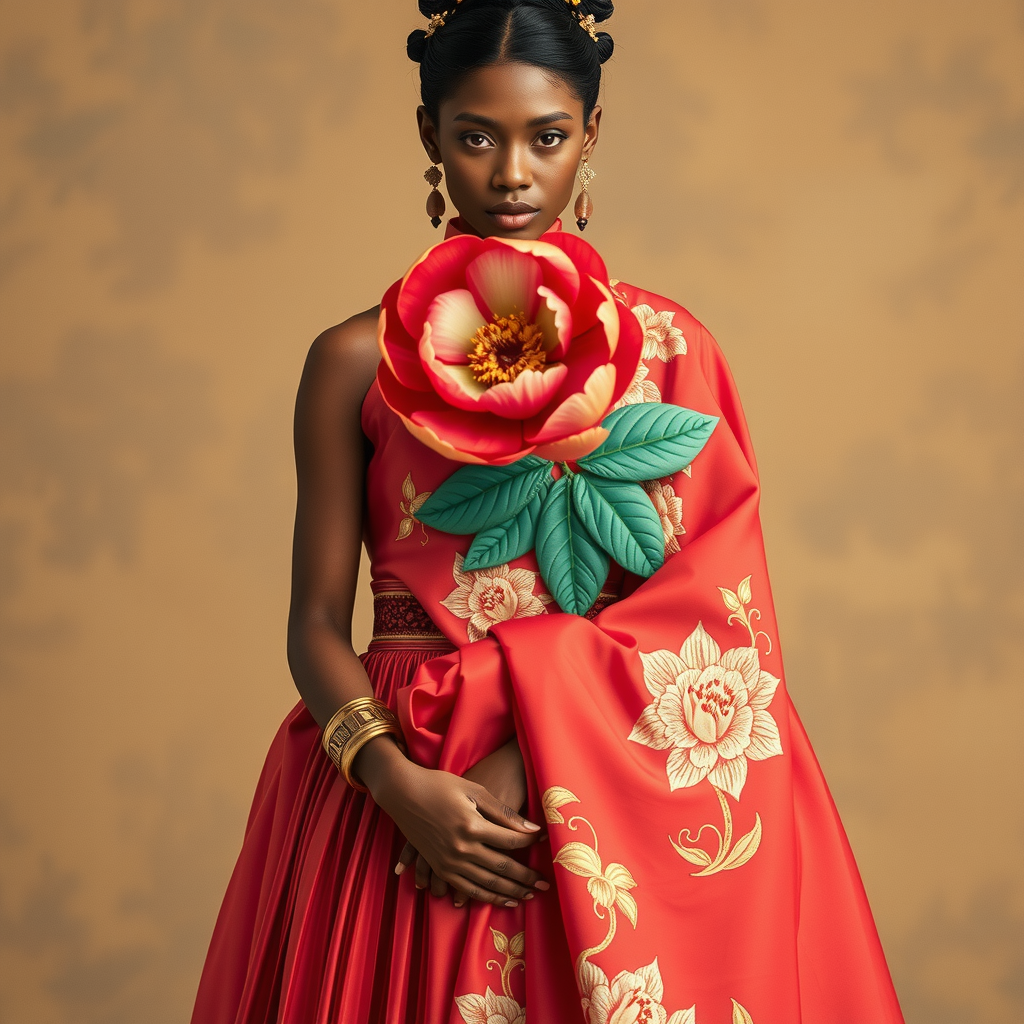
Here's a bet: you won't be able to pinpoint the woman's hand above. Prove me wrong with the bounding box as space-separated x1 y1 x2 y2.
365 740 549 908
395 736 540 907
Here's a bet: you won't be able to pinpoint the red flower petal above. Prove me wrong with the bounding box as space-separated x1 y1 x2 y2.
465 246 542 321
378 281 431 392
395 234 482 337
476 365 569 419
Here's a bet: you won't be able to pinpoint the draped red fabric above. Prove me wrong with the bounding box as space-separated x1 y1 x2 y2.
191 219 905 1023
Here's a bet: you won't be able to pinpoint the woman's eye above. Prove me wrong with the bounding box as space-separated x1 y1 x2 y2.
536 132 567 148
462 133 492 149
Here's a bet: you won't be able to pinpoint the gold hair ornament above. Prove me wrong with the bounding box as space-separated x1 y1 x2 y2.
423 0 598 44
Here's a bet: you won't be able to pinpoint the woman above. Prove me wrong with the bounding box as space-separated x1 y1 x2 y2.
191 2 906 1022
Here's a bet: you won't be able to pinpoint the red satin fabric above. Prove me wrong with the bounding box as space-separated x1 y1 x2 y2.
192 230 905 1023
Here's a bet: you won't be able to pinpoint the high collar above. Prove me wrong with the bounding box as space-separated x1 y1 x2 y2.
443 216 564 240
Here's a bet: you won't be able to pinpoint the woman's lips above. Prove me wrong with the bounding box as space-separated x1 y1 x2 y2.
487 203 540 231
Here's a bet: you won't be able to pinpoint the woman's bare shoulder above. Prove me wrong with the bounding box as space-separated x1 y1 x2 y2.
298 305 381 412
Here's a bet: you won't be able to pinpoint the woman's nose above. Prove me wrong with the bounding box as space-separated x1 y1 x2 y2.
492 146 533 192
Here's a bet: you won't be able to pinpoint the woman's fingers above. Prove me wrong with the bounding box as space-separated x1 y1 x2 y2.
446 872 532 908
470 787 543 839
477 847 550 892
394 840 417 876
414 851 432 891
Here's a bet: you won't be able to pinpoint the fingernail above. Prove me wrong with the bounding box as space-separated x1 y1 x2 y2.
504 900 518 907
534 880 550 891
394 862 405 875
523 820 541 830
523 893 534 900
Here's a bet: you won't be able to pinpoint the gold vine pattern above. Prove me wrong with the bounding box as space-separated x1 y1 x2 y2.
397 471 431 544
542 786 758 1024
454 926 526 1023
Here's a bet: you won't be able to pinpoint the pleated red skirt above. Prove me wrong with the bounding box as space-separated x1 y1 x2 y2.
191 637 464 1024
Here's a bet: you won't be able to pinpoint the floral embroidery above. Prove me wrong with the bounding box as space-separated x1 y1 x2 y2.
441 553 551 641
629 578 782 876
642 478 684 555
718 575 772 653
613 360 662 409
629 621 782 799
580 957 696 1024
455 927 526 1024
607 277 631 306
632 304 687 362
397 472 431 544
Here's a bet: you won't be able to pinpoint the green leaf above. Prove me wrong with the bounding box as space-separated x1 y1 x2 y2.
461 478 550 571
577 404 718 481
416 456 551 534
571 476 665 578
536 475 609 616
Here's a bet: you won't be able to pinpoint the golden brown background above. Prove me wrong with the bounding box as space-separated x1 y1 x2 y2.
1 1 1021 1021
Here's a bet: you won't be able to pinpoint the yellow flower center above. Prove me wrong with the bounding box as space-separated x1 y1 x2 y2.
467 312 546 386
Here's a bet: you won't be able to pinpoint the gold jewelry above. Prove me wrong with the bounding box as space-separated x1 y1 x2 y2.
423 0 464 38
565 0 600 42
574 156 595 231
424 163 445 228
322 696 405 792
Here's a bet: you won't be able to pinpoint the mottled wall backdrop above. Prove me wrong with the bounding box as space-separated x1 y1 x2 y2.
1 1 1021 1021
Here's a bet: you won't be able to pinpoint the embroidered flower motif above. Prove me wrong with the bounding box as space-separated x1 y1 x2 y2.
579 957 696 1024
613 360 662 409
441 553 551 641
455 927 525 1023
397 472 431 544
632 304 687 362
554 841 638 926
455 987 526 1024
642 478 684 554
629 623 783 800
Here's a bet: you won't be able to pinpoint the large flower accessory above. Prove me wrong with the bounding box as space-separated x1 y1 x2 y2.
380 232 720 615
377 232 643 465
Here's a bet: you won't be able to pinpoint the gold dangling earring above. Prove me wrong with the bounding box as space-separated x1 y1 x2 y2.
424 163 445 228
574 156 595 231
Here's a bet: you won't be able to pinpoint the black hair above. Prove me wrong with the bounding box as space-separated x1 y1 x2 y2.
407 0 614 125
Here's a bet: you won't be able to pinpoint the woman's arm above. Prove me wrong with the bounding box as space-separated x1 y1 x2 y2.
286 312 548 906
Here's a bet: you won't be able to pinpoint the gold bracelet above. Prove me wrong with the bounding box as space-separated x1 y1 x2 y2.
321 696 405 792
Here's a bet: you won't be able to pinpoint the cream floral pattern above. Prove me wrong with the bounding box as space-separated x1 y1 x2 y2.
642 478 684 554
613 360 662 408
543 787 758 1023
455 927 526 1023
580 957 695 1024
629 622 782 800
441 553 551 641
632 304 687 362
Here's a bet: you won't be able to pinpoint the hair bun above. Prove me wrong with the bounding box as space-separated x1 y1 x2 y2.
407 28 428 63
594 30 614 64
417 0 450 15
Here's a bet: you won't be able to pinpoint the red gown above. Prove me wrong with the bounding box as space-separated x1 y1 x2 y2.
191 228 905 1024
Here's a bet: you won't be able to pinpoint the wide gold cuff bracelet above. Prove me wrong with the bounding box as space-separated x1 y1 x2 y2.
321 696 406 792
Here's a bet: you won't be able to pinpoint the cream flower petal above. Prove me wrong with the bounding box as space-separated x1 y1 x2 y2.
628 703 673 749
476 364 568 420
715 705 754 759
688 742 720 770
633 957 665 1003
465 247 542 320
526 364 616 445
452 552 474 588
667 746 710 790
656 687 699 748
467 618 487 642
679 622 721 671
748 669 781 711
747 708 784 760
505 567 540 597
708 755 748 800
639 649 685 697
516 594 549 617
424 289 488 363
720 646 761 692
441 589 472 617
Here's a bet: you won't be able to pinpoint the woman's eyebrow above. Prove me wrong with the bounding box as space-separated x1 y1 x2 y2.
451 111 575 127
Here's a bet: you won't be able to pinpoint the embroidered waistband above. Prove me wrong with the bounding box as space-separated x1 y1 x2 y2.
370 582 451 645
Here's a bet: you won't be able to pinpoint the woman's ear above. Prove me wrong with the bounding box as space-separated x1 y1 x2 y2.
417 105 443 164
581 105 602 161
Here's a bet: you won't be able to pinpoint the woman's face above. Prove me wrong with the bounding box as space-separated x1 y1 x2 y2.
418 62 601 239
